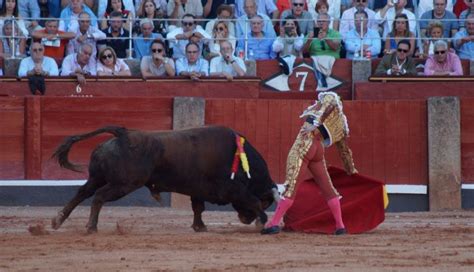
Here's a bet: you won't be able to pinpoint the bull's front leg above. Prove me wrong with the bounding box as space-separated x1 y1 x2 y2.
190 197 207 232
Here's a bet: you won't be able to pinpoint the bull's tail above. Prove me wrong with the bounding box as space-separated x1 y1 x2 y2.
52 126 128 172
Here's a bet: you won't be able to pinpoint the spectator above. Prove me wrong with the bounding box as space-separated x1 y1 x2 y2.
176 42 209 80
207 20 236 59
373 0 414 11
453 14 474 60
339 0 379 39
18 41 59 77
460 0 474 31
134 18 164 59
273 15 304 57
303 12 341 58
0 0 28 37
97 11 131 58
420 20 445 58
235 0 278 20
32 18 75 65
375 0 416 39
167 14 211 59
67 12 106 57
236 15 276 60
135 0 167 36
46 0 62 18
135 0 167 17
98 0 135 21
167 0 203 27
140 38 175 78
235 0 276 40
344 10 381 59
97 46 131 76
99 0 134 32
280 0 314 36
420 0 458 39
424 40 463 75
375 39 416 76
308 0 341 30
205 4 235 37
417 0 454 18
202 0 236 20
0 20 26 59
384 14 415 56
17 0 41 34
210 40 246 80
61 43 97 85
59 0 98 32
454 0 469 17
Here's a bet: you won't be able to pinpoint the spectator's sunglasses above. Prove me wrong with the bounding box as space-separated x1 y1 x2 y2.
152 48 164 53
293 3 304 7
183 22 195 27
434 50 446 55
397 48 409 53
101 53 114 60
356 0 367 3
32 48 44 52
215 26 226 32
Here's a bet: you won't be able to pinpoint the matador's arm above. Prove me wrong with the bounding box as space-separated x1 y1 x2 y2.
335 138 358 175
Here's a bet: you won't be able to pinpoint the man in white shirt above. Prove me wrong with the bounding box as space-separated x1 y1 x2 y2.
375 0 417 38
66 12 106 56
339 0 379 38
18 42 59 77
61 43 97 85
210 40 246 80
167 14 211 59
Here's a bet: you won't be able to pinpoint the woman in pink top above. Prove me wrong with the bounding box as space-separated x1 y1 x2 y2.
97 47 131 76
424 40 463 76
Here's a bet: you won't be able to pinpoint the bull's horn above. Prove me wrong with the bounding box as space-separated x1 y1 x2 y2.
271 187 281 203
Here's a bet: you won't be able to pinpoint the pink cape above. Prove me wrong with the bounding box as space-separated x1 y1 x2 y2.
284 166 386 234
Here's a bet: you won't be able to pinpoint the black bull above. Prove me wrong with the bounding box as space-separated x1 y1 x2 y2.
51 126 278 233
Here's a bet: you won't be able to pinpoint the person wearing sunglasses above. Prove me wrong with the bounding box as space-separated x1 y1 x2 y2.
97 46 131 76
207 20 236 59
424 39 463 76
18 41 59 77
279 0 313 36
273 15 304 58
141 38 175 78
383 13 415 56
205 4 236 38
167 13 211 59
375 39 416 76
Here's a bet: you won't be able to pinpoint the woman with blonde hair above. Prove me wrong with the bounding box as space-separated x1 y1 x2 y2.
97 46 131 76
207 20 236 60
420 21 446 58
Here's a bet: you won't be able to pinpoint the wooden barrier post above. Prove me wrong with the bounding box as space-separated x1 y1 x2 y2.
428 96 461 210
470 60 474 76
24 96 42 179
351 59 371 98
171 97 205 209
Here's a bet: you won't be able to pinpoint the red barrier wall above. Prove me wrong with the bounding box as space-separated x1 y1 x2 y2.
0 97 25 179
461 99 474 183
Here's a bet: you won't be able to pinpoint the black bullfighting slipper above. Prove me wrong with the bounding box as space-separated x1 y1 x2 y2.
261 226 281 235
334 228 347 235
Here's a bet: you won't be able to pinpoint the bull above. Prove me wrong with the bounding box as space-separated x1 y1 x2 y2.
51 126 278 233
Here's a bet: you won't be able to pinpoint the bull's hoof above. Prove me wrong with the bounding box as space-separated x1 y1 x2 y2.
192 224 207 232
261 226 280 235
86 226 98 234
51 215 64 230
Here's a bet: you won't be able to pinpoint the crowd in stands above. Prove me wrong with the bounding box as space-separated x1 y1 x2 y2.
0 0 473 82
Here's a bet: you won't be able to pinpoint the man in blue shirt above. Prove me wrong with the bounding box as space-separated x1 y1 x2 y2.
235 0 276 40
237 15 276 60
453 14 474 60
134 18 164 59
59 0 98 32
344 10 381 59
176 42 209 80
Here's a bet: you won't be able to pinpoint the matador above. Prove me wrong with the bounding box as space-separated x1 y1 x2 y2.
261 91 357 235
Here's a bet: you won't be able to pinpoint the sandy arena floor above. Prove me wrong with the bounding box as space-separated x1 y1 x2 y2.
0 206 473 271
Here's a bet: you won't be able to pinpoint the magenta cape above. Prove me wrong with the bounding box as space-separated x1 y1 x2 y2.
284 166 386 234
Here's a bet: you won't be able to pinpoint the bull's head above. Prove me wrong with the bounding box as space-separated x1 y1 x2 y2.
233 184 279 225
